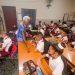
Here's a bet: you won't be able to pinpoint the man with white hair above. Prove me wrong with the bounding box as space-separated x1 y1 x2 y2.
16 16 31 42
23 16 32 30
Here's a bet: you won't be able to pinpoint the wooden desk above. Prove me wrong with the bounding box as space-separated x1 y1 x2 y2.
18 41 52 75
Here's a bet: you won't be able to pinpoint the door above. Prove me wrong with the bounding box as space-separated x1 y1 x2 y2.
21 9 36 28
2 6 17 32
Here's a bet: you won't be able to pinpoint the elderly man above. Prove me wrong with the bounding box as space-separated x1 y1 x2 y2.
16 16 32 42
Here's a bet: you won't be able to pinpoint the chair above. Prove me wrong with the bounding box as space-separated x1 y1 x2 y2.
42 39 50 54
61 55 74 75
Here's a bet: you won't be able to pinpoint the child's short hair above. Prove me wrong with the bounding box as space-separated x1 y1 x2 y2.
37 32 43 38
50 42 66 55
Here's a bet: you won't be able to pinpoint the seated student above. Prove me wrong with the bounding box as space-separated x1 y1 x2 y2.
62 22 70 33
38 20 42 27
39 28 45 36
50 21 54 26
45 25 51 37
71 41 75 49
62 21 68 28
0 32 12 57
35 32 44 53
62 33 68 44
43 42 66 75
42 22 46 31
52 23 62 38
71 24 75 34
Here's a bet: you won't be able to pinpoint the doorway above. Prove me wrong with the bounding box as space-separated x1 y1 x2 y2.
21 9 36 28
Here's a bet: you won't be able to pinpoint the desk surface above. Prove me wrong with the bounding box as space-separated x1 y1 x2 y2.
18 41 52 75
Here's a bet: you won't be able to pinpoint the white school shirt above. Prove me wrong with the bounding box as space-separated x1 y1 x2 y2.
54 28 61 34
39 29 45 36
71 27 75 33
49 56 64 75
29 24 32 30
72 42 75 48
2 37 12 52
63 24 67 27
36 39 44 53
62 36 68 42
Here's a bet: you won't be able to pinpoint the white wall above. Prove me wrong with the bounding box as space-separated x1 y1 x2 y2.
73 0 75 12
0 0 73 21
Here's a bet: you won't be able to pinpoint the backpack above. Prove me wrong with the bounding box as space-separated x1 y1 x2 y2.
23 60 43 75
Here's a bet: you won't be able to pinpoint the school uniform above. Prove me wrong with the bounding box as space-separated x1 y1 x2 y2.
62 36 68 43
54 28 61 34
39 29 45 36
63 24 67 27
36 39 44 53
54 28 61 38
28 24 32 30
49 56 64 75
72 42 75 49
0 36 12 57
71 26 75 33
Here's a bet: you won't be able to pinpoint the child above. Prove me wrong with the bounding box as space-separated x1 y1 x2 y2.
42 42 66 75
62 33 68 44
35 32 44 53
0 32 12 57
51 23 61 38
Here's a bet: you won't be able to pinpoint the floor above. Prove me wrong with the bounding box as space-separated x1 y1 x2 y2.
0 54 18 75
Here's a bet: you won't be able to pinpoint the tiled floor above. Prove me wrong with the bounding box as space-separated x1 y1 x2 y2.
0 54 18 75
0 59 18 75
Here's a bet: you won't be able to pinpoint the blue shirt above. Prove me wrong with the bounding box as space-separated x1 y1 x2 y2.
16 23 25 41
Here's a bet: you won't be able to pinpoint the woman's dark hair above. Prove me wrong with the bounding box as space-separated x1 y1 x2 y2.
50 42 66 55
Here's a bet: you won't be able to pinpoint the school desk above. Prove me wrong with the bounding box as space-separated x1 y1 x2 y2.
18 41 52 75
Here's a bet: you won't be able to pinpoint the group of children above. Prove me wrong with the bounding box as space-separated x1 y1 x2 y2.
14 15 75 75
30 22 75 75
0 15 74 75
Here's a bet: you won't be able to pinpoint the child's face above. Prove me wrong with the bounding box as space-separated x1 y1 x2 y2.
36 35 41 42
48 46 56 57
